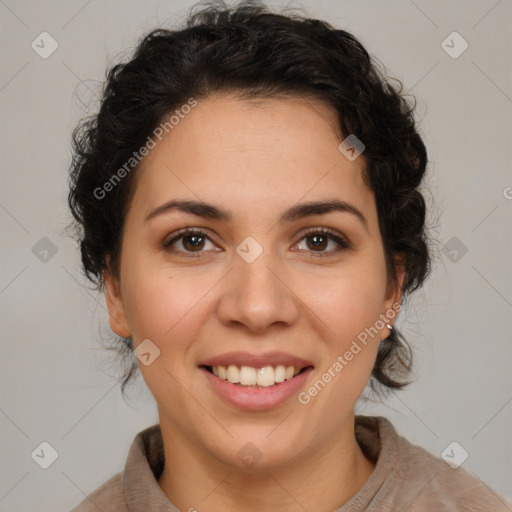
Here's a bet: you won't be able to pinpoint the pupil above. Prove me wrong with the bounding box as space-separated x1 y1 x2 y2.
308 234 327 251
181 234 328 252
184 235 204 251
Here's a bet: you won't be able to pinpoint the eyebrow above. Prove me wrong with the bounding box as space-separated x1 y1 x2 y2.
144 198 369 232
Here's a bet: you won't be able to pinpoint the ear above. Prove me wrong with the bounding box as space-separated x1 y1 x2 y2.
382 254 406 333
103 256 131 338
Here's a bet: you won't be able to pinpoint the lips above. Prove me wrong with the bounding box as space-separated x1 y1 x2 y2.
198 351 314 411
199 351 314 370
205 364 303 387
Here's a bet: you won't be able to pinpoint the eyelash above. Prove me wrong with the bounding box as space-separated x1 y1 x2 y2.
162 227 350 258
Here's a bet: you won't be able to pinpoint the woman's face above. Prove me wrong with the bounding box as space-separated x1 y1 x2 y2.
105 93 403 469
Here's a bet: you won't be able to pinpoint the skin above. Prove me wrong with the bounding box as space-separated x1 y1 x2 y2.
104 93 404 511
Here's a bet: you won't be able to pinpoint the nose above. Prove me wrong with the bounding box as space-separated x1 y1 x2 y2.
216 251 301 334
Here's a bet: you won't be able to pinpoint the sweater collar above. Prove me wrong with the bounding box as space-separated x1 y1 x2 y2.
122 415 398 511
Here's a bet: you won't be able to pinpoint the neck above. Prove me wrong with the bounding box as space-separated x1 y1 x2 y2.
157 414 375 512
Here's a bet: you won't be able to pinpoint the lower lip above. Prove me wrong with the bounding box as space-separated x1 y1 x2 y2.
200 367 314 411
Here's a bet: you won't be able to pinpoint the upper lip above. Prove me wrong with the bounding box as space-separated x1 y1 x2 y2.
199 351 314 369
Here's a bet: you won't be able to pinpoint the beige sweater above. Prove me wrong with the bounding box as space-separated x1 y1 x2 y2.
70 415 511 511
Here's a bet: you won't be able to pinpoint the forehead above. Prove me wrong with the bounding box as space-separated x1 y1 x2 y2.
129 93 374 224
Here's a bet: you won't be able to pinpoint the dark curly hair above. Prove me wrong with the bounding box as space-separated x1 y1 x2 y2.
67 0 432 396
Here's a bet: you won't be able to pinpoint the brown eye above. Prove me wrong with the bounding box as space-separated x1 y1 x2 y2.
181 233 206 251
305 233 329 251
163 228 217 256
295 228 350 255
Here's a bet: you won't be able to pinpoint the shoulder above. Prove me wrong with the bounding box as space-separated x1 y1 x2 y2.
69 423 165 512
384 419 511 511
69 472 128 512
353 416 511 511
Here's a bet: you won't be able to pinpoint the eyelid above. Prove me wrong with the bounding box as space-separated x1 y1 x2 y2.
162 227 219 256
162 226 351 255
293 226 351 252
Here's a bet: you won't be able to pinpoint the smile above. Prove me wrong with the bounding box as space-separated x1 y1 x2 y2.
199 365 313 412
204 364 305 387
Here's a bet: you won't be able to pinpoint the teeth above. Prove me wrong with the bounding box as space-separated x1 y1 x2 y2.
239 366 257 385
218 365 227 380
210 364 303 387
274 365 286 383
227 364 240 383
257 366 275 387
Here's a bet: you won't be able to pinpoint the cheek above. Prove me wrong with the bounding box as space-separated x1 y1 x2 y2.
301 279 382 415
125 281 190 341
120 255 218 352
119 251 175 338
296 265 387 344
294 264 385 399
120 264 211 398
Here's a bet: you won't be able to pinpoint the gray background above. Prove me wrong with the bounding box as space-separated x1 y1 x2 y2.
1 0 511 510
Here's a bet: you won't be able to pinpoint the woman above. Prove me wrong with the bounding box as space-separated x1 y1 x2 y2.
67 1 511 510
